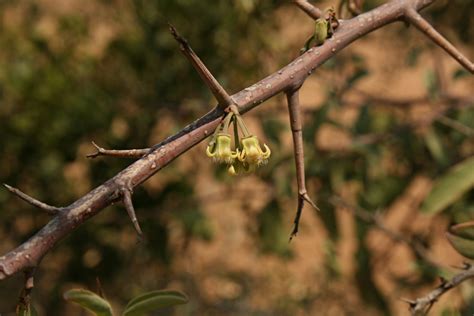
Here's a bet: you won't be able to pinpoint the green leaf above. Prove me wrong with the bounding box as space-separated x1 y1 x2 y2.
424 128 447 166
63 289 113 316
446 222 474 259
123 290 188 316
421 157 474 214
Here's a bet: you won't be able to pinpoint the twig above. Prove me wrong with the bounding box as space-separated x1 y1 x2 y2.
407 263 474 315
329 196 443 268
3 184 62 215
405 8 474 74
169 24 234 108
87 141 150 159
435 115 474 137
16 268 35 315
286 88 319 240
294 0 322 20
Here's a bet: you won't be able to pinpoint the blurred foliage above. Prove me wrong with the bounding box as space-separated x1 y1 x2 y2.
63 288 188 316
0 0 473 315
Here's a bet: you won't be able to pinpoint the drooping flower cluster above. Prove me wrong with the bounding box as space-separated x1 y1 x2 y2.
206 105 271 175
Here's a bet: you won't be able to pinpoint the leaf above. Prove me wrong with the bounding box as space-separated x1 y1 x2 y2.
446 222 474 259
421 157 474 214
123 290 188 316
63 289 113 316
424 128 447 166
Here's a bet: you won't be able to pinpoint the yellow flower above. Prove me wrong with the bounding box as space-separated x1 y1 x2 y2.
206 133 239 164
238 135 271 166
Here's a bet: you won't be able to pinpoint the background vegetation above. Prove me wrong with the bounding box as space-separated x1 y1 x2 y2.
0 0 473 315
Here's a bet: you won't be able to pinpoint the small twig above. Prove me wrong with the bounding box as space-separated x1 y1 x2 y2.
408 264 474 315
121 187 144 239
435 115 474 137
3 184 62 215
294 0 322 20
405 8 474 74
87 141 149 159
16 268 35 315
329 196 443 268
286 88 319 241
169 24 234 109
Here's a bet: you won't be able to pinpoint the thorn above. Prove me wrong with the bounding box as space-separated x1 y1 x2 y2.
405 8 474 73
168 23 233 108
121 188 144 239
4 184 61 215
302 192 320 211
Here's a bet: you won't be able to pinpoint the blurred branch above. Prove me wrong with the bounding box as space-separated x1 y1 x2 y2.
1 0 466 282
338 0 363 18
294 0 322 20
436 115 474 137
406 263 474 315
329 196 444 268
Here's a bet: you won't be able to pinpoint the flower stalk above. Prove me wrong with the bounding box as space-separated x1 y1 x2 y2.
206 105 271 175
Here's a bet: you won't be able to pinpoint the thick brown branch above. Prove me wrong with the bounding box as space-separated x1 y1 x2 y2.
408 264 474 315
286 88 319 241
294 0 322 20
4 184 62 215
0 0 439 281
169 24 234 108
86 141 149 159
405 8 474 74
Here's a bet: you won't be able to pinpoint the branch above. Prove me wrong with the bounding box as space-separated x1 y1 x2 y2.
169 24 234 108
87 141 150 159
3 184 62 215
329 196 443 268
286 88 319 241
405 8 474 74
0 0 452 281
407 263 474 315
